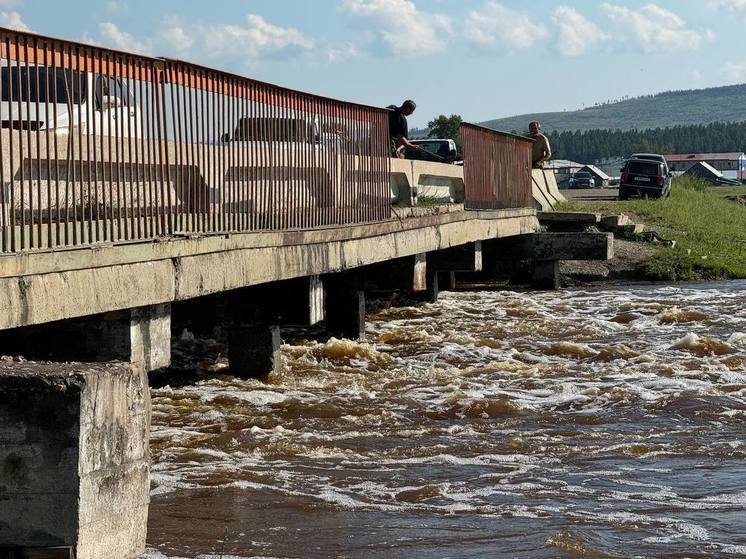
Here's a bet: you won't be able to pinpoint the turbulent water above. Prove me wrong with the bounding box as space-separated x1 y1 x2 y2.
145 282 746 559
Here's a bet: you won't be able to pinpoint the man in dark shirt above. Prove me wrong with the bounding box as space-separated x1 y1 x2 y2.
387 99 416 157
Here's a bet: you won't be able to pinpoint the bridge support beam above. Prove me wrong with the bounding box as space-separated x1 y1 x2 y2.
0 304 171 372
482 233 613 290
365 254 427 293
0 361 150 559
429 241 483 273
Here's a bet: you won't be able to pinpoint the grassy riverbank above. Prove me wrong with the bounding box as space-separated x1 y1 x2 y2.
558 177 746 281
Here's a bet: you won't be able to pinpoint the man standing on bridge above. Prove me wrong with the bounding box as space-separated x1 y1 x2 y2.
387 99 417 158
529 121 552 169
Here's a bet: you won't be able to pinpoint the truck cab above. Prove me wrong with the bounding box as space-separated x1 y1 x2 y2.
0 63 141 137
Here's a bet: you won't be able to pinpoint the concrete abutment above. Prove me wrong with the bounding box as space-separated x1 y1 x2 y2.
0 362 150 559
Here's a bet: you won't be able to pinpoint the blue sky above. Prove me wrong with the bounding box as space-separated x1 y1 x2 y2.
4 0 746 128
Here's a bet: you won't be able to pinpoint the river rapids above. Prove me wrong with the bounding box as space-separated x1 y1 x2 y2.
144 281 746 558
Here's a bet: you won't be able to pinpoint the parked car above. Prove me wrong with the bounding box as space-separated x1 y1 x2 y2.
619 158 672 200
409 138 460 163
629 152 669 174
569 171 596 189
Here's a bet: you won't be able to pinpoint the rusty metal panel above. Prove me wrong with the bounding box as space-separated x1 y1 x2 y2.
0 28 391 253
461 123 533 210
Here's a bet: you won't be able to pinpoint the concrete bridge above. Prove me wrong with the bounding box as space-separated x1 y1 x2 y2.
0 27 610 559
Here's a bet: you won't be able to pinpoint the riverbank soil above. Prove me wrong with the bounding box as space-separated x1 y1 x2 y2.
561 238 657 285
557 177 746 282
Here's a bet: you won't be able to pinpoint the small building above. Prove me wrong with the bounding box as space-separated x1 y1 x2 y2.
665 152 746 181
684 161 741 186
578 164 612 187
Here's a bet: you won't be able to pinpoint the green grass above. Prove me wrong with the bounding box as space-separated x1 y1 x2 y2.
557 177 746 281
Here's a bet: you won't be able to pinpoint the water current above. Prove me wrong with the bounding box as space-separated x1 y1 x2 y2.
145 281 746 558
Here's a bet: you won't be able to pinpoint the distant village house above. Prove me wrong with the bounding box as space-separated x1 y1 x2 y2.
665 152 746 181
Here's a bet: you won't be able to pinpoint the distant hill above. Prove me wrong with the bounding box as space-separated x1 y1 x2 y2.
480 84 746 134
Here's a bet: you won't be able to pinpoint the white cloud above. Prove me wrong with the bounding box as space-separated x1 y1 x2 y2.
327 43 359 63
82 14 316 69
340 0 452 57
96 22 152 55
722 62 746 84
601 3 705 53
552 6 609 57
0 10 28 31
465 2 548 51
203 14 315 64
105 1 128 15
159 16 194 53
718 0 746 12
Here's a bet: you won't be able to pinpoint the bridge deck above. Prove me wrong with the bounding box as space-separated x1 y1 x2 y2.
0 206 537 330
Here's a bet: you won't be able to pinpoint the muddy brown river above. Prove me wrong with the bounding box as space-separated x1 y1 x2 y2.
144 282 746 558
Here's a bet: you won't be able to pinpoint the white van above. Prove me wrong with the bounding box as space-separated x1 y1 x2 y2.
0 63 142 137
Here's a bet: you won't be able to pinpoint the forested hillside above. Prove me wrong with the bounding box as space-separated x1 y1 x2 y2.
547 121 746 163
481 84 746 133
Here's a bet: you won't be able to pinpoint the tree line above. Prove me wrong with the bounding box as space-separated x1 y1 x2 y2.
544 121 746 163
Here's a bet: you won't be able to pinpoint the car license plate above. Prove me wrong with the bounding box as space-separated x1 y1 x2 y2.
635 176 650 182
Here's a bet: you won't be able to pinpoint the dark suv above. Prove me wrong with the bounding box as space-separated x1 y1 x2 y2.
619 158 672 200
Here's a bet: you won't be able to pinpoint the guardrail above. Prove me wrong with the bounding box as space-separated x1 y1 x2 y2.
0 28 391 252
460 123 533 210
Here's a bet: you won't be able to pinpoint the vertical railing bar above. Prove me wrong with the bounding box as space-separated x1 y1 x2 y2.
158 65 173 236
206 70 213 232
150 63 161 237
234 78 241 231
82 49 93 244
105 53 115 241
0 37 6 252
42 42 51 248
248 82 255 231
198 69 205 232
136 60 148 239
168 63 181 234
186 69 196 232
231 78 238 231
16 35 26 249
116 56 126 241
32 37 42 246
125 57 135 239
75 47 86 245
196 70 205 231
5 37 15 252
228 77 235 231
259 85 267 230
148 62 160 236
23 36 34 248
130 58 141 240
91 46 99 242
174 65 183 233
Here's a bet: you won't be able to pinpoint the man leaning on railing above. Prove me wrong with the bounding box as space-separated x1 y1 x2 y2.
387 99 417 158
529 121 552 169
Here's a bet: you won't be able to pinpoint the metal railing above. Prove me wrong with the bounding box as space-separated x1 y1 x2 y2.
460 123 533 210
0 28 391 253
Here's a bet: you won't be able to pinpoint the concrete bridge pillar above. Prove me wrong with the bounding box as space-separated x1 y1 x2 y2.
228 324 282 379
0 304 171 372
0 361 150 559
325 285 366 340
438 271 456 291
